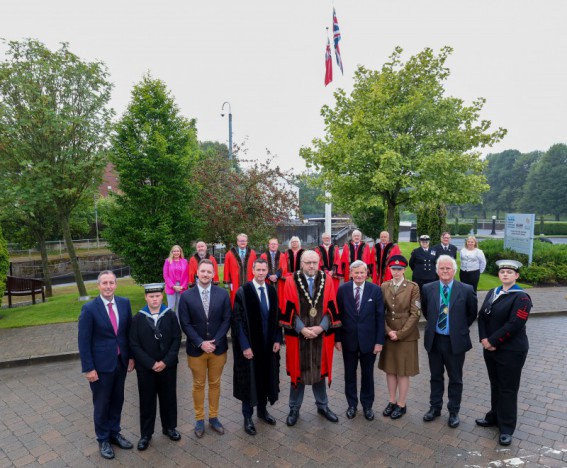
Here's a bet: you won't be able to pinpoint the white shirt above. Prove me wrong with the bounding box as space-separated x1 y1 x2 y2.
252 279 270 309
460 248 487 273
101 296 119 327
197 284 211 306
352 281 365 297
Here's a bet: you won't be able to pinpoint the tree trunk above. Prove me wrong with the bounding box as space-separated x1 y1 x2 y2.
60 215 88 297
386 200 397 242
555 213 560 222
38 236 53 298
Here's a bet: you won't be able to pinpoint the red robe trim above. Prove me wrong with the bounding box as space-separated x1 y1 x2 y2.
316 244 340 293
338 242 372 282
371 243 401 286
224 247 256 307
261 251 287 312
188 253 220 287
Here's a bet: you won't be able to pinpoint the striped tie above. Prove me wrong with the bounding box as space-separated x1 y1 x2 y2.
354 286 361 313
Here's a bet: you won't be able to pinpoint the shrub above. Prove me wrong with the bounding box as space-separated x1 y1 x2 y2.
446 223 473 236
535 222 567 235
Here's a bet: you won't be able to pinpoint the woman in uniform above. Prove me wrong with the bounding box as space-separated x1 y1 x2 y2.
476 260 531 446
378 255 421 420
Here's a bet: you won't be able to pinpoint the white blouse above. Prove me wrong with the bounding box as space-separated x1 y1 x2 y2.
460 248 486 273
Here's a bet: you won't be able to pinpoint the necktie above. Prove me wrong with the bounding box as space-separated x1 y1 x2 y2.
271 252 276 269
393 283 399 293
437 285 449 331
202 289 210 317
308 277 314 298
108 302 119 354
240 249 245 260
259 286 269 316
354 286 361 313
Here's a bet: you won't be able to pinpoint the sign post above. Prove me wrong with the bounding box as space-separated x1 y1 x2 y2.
504 213 535 265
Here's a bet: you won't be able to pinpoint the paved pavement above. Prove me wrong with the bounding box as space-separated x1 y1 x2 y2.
0 287 566 467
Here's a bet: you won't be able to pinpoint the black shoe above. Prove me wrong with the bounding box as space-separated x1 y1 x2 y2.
317 407 339 423
390 405 406 420
162 429 181 441
109 433 133 449
499 434 512 446
363 408 375 421
382 402 396 417
99 441 115 459
137 436 151 451
286 409 299 426
423 408 441 422
448 412 460 428
475 418 497 428
257 410 277 425
346 406 357 419
244 417 257 436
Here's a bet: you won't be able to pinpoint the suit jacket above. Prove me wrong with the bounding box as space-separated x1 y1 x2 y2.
78 295 132 373
335 280 385 354
178 284 231 357
433 243 458 260
421 280 477 355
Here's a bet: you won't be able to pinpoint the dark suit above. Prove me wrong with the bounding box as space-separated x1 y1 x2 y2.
433 244 458 260
409 247 438 292
336 281 385 410
78 296 132 442
422 280 477 413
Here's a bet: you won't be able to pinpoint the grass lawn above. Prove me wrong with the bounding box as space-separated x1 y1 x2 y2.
1 246 525 329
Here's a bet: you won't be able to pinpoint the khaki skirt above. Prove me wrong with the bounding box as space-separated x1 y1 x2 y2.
378 339 419 377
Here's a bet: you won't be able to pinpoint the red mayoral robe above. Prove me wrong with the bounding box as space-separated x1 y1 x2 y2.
260 250 287 312
188 253 220 287
224 247 256 307
279 271 341 386
315 243 340 293
371 242 401 286
338 241 372 282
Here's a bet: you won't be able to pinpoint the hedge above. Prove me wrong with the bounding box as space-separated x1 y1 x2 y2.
479 239 567 284
534 222 567 235
446 223 473 236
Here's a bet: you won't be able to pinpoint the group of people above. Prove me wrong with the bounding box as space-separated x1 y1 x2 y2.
78 229 531 461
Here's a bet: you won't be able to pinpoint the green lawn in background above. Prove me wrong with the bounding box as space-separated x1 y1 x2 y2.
1 246 525 329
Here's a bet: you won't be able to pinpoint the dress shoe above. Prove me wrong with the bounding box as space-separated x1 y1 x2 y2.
286 409 299 426
382 402 396 417
390 405 406 420
209 417 225 435
499 434 512 446
194 420 205 438
475 418 497 428
244 417 256 436
448 412 460 428
346 406 357 419
109 433 133 449
99 441 115 459
162 428 181 441
257 409 277 425
363 408 375 421
137 436 151 451
423 408 441 422
317 407 339 423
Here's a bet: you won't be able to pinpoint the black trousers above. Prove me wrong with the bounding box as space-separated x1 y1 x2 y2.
459 270 480 292
483 349 527 435
136 366 178 437
90 359 127 442
428 335 466 413
342 349 377 409
242 399 268 418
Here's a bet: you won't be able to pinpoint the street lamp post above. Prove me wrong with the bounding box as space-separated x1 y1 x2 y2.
221 101 232 161
491 216 496 235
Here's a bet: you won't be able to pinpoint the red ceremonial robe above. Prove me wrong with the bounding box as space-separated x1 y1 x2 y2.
316 244 340 293
188 253 220 287
279 271 341 386
371 243 401 286
282 249 304 280
224 247 256 307
261 251 287 312
338 241 372 282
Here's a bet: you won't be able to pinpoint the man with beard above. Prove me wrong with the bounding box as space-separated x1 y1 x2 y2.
188 241 220 287
280 250 341 427
224 233 257 307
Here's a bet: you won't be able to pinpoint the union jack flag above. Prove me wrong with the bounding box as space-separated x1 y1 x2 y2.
333 8 343 74
325 37 333 86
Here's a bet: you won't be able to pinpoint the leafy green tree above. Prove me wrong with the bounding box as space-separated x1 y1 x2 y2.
416 202 447 243
300 46 506 238
105 74 200 284
0 39 113 297
293 172 326 217
0 225 9 299
521 144 567 221
352 205 386 240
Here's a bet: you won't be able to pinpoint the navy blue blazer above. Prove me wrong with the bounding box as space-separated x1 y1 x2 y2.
78 296 132 373
421 280 477 355
335 281 385 354
178 284 231 357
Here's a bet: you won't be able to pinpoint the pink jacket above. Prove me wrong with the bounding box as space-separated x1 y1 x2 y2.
162 258 189 295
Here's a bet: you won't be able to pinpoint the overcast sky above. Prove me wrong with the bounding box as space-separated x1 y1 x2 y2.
2 1 566 172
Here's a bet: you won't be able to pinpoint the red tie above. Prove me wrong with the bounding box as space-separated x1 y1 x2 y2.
108 302 120 354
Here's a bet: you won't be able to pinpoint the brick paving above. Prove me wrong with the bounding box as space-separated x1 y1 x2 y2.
1 312 567 467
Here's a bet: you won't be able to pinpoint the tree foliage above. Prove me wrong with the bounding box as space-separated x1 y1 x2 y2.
0 225 9 299
193 151 299 248
352 205 386 241
300 46 506 237
0 39 113 297
293 172 326 217
105 74 200 284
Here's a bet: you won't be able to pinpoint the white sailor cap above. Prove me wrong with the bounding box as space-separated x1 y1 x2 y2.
143 283 165 293
495 260 522 272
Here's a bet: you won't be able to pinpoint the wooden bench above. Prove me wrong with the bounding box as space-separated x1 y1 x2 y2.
4 276 46 308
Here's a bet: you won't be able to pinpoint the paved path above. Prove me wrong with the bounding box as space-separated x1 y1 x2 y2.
1 287 566 367
1 314 567 467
